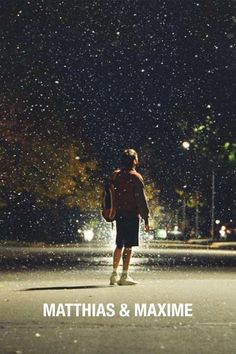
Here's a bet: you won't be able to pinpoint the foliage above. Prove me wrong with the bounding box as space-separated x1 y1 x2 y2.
176 189 204 208
0 119 102 212
145 182 161 217
178 114 235 168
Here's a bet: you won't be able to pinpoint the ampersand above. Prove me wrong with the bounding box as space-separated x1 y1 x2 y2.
119 303 130 317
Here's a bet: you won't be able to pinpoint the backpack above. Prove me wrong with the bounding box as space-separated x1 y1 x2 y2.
101 173 118 222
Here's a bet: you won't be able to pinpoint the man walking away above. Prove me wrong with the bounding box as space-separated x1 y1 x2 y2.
110 149 150 286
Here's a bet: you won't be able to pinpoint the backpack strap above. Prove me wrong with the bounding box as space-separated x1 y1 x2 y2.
110 169 120 185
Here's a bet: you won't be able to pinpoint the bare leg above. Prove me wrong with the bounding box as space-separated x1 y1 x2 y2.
113 247 122 269
122 247 132 271
110 247 123 285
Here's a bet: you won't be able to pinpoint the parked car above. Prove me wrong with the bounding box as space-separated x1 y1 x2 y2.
167 229 185 240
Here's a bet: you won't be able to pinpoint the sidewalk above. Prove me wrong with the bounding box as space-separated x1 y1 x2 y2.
187 238 236 250
142 239 236 250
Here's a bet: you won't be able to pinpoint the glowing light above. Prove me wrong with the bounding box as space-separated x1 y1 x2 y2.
219 226 227 239
156 229 167 239
83 229 94 242
182 141 190 150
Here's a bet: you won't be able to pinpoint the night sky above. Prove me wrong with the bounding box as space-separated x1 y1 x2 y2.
0 1 235 219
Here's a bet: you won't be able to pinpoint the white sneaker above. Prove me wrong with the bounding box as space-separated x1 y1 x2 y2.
110 272 119 285
117 274 138 286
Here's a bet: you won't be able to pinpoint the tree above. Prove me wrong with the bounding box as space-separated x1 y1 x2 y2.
0 118 102 241
178 114 235 226
0 119 101 210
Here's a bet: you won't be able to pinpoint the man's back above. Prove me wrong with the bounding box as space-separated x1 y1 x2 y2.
109 148 150 286
112 168 149 222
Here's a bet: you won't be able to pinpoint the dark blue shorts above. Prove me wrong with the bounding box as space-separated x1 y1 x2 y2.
115 211 140 248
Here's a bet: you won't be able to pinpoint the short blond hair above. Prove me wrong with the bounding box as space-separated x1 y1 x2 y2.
121 149 138 169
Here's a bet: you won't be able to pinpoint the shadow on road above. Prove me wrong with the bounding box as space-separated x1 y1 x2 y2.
20 285 110 291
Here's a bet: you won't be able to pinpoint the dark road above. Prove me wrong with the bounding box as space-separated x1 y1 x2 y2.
1 246 236 354
1 244 236 270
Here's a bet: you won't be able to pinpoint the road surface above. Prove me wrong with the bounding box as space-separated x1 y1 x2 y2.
1 250 236 354
1 244 236 269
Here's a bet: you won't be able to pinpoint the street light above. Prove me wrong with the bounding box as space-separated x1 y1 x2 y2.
181 141 200 237
182 141 190 150
181 140 215 239
183 185 187 232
